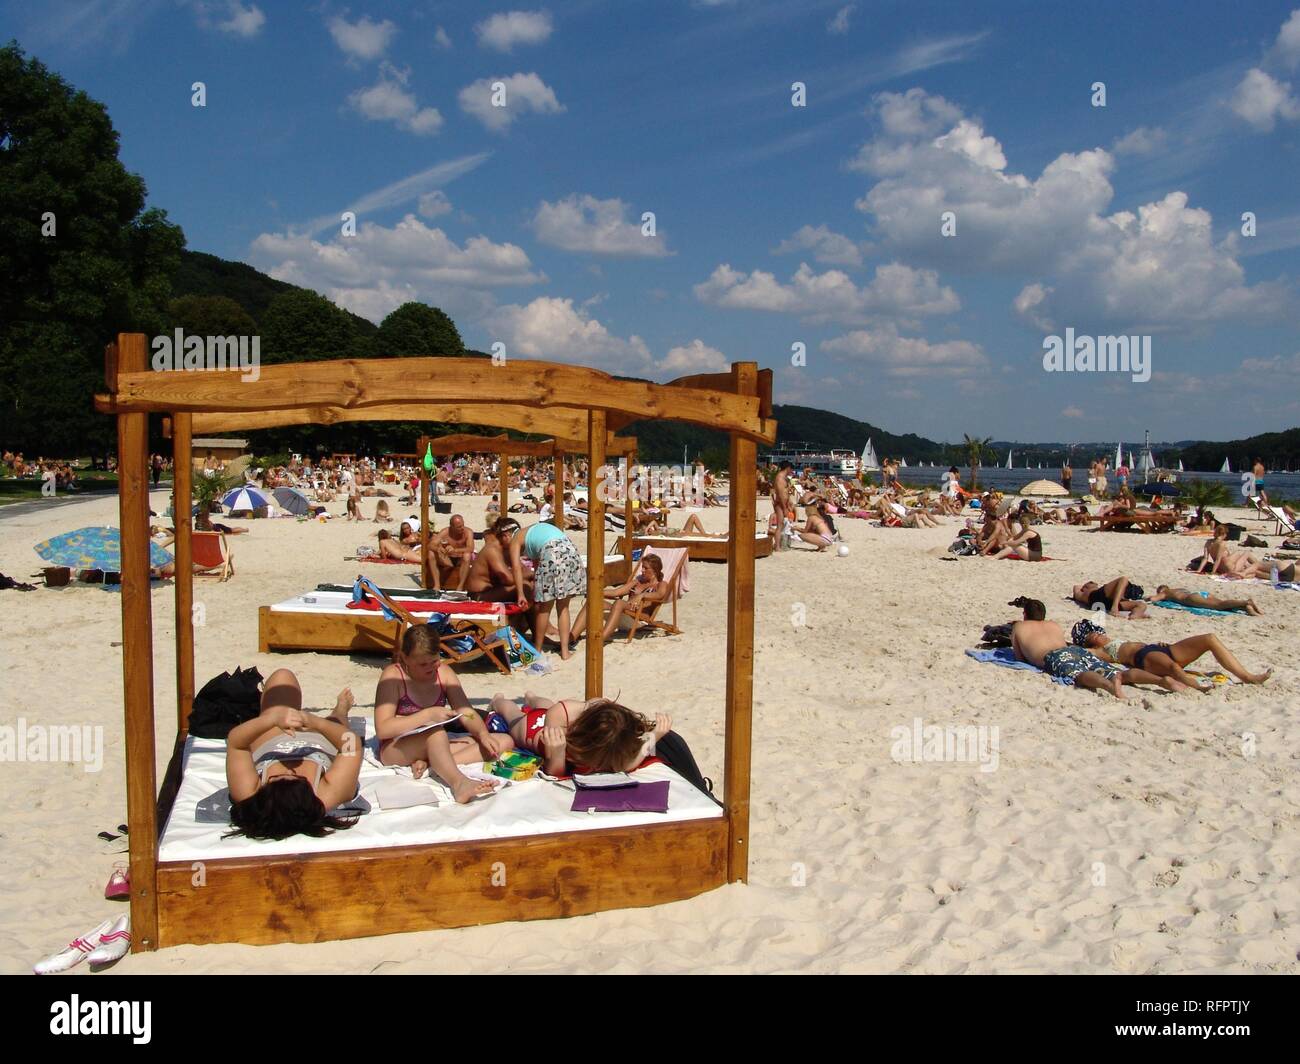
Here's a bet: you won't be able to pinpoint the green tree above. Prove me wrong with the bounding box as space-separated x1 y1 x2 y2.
1180 479 1229 524
376 302 464 357
0 43 184 458
166 294 257 338
963 434 992 490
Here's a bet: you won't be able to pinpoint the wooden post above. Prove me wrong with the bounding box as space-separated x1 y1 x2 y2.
724 363 758 884
584 413 606 699
498 449 508 518
624 448 635 541
114 333 160 950
172 412 195 733
554 449 565 529
420 462 431 590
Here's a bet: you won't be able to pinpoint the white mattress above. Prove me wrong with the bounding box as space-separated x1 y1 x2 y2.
158 722 722 862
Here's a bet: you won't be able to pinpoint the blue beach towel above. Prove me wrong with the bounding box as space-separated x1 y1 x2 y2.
964 647 1072 685
1151 599 1235 617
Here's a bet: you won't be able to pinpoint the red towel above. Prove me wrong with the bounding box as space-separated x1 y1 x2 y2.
346 599 526 615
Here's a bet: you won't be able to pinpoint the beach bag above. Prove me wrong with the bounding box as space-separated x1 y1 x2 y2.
1242 534 1267 548
491 626 547 672
425 613 476 655
949 538 978 556
653 731 718 803
189 666 264 739
1225 523 1245 541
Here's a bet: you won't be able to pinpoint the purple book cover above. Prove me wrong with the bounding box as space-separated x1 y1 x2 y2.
571 780 670 814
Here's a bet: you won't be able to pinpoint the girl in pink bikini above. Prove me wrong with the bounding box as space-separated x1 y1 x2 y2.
374 626 512 802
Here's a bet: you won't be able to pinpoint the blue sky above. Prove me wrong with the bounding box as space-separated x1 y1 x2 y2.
5 0 1300 445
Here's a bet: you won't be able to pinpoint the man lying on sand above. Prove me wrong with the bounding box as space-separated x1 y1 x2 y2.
1069 619 1272 688
1071 576 1149 617
1012 615 1192 697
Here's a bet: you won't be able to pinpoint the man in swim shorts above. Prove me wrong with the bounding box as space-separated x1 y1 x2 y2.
1011 618 1186 698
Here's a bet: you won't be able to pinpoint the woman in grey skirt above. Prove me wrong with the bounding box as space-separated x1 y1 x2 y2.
499 516 587 660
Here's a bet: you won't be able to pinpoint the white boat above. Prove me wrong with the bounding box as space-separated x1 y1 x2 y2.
1128 450 1135 469
1178 459 1184 472
1005 449 1013 469
1221 457 1231 473
900 458 908 468
1114 442 1122 468
861 438 879 472
769 442 860 477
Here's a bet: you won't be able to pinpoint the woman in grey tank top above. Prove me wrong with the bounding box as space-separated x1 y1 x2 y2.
225 669 363 840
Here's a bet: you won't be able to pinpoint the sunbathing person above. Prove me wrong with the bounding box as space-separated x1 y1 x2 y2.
570 554 668 644
373 499 391 523
224 669 363 840
1071 576 1150 618
489 691 672 777
466 517 534 603
1234 557 1298 582
431 514 475 591
1069 619 1271 687
373 626 507 803
1065 504 1092 525
1149 584 1263 615
1011 618 1190 698
796 502 838 550
990 512 1043 560
376 528 420 562
398 519 423 548
644 512 722 536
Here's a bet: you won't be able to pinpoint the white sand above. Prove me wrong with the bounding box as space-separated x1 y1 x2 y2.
1 488 1297 973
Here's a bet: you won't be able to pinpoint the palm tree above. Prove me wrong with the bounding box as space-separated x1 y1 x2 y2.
963 434 992 490
191 469 234 532
1180 478 1229 524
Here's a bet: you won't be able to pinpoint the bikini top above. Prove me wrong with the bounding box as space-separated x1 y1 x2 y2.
252 731 338 792
396 663 446 716
1102 638 1124 660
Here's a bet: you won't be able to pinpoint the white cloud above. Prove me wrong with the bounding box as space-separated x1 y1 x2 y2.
348 64 443 135
852 88 1292 329
694 261 958 324
827 4 854 35
661 339 729 374
1111 126 1167 155
458 72 564 132
195 1 264 37
772 224 864 266
820 323 987 377
529 195 669 257
417 190 452 218
486 297 725 378
1230 67 1300 131
1273 9 1300 68
249 215 544 322
327 14 396 60
435 26 452 50
1061 405 1085 418
475 10 554 52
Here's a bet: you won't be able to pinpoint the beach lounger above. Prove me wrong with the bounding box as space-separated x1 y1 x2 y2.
1260 503 1298 537
621 546 687 642
1097 509 1179 534
191 530 233 581
357 579 512 674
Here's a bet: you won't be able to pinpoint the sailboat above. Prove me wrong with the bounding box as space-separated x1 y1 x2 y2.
900 458 908 468
1178 459 1184 472
1114 442 1122 469
1128 450 1135 469
861 438 880 471
1220 457 1231 473
1005 449 1013 469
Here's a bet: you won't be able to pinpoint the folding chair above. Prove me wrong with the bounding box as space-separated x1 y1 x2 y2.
191 531 234 581
621 547 687 642
354 577 510 674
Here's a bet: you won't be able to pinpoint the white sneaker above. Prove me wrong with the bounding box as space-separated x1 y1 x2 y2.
33 918 114 975
87 915 131 966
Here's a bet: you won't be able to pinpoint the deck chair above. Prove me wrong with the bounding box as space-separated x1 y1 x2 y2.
354 576 510 674
1262 503 1299 537
621 546 687 642
192 531 234 581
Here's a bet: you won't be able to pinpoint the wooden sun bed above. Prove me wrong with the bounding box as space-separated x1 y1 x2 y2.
1097 509 1180 533
616 531 774 563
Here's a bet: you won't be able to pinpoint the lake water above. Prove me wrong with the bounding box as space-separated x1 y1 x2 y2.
875 466 1300 499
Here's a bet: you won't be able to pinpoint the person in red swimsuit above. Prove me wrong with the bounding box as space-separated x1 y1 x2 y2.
373 626 511 803
489 691 672 777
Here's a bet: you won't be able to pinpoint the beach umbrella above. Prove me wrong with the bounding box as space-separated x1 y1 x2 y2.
1021 479 1068 497
35 527 173 571
1138 482 1181 497
222 485 269 512
272 486 310 515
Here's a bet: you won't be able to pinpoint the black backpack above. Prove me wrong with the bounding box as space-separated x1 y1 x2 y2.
188 666 264 739
654 731 721 806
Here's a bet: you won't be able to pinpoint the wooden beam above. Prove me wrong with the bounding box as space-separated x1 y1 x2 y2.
114 333 160 950
420 461 431 591
171 413 195 734
624 447 636 538
101 353 776 442
554 449 565 530
154 818 727 947
585 412 606 699
498 450 509 518
724 362 758 885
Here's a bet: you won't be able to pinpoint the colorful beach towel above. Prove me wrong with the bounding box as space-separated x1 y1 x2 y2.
964 647 1071 685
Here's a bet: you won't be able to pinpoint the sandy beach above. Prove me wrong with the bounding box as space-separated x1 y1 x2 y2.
1 489 1296 974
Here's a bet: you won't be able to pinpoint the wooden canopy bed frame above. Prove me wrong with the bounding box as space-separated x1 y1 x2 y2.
96 334 775 951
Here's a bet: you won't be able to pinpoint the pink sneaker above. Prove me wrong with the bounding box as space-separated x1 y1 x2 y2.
87 916 131 967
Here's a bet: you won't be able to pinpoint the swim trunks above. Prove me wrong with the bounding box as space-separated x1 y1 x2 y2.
1042 646 1123 683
